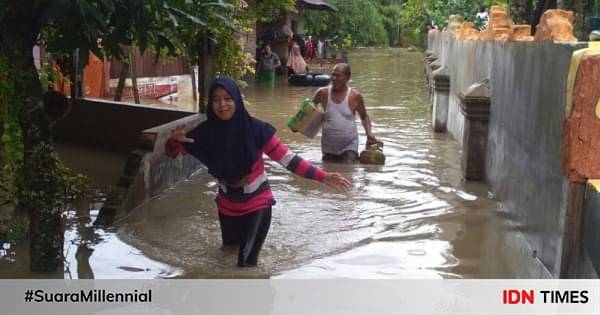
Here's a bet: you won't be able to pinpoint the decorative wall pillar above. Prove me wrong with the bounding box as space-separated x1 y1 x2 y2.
431 66 450 132
425 52 438 83
459 80 490 180
429 59 442 101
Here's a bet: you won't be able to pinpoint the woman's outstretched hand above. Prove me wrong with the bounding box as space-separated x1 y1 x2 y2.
170 125 194 143
323 173 352 192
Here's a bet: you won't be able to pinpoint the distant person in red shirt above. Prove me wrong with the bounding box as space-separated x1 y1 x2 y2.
306 35 314 62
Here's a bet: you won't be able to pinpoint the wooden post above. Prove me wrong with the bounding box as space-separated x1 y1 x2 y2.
70 50 80 99
114 62 129 102
130 48 140 104
197 33 207 113
198 32 215 113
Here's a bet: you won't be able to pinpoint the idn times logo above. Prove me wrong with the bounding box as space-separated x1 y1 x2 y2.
502 289 589 304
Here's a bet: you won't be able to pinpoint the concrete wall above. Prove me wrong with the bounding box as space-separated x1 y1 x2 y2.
486 41 586 276
431 33 494 146
428 33 595 277
54 98 194 153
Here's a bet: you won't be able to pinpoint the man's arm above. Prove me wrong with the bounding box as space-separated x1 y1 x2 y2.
355 92 377 143
312 88 326 109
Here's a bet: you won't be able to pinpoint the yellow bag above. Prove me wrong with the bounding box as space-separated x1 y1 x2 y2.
287 99 324 138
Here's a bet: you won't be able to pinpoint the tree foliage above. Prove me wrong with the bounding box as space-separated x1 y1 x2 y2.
39 0 233 74
302 0 513 48
0 0 237 270
398 0 508 47
302 0 388 46
255 0 296 22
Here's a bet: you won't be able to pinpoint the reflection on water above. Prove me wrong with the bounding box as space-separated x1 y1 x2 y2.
62 202 182 279
1 48 513 279
0 144 182 279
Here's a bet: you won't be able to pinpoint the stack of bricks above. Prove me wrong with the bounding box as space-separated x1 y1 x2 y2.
534 9 578 42
509 25 533 42
479 6 512 42
455 22 479 40
448 6 577 43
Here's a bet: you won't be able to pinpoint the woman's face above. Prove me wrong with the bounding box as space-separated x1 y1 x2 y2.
211 87 236 121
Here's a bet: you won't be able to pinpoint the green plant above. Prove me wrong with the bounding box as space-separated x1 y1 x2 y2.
3 215 29 241
37 62 57 94
0 163 20 241
55 157 92 200
0 56 23 167
214 20 254 80
342 34 353 50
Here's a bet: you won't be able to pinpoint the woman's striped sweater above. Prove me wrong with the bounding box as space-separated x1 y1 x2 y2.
165 134 326 216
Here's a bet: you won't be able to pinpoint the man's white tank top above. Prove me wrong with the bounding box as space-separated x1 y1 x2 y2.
321 87 359 154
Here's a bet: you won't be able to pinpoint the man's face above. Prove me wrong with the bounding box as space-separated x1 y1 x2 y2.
330 66 349 90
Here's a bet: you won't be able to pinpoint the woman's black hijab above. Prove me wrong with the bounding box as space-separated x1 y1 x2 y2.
183 77 276 182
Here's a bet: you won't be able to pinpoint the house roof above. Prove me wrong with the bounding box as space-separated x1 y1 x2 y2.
297 0 337 12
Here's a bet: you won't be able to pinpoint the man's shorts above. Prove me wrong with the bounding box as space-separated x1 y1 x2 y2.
322 150 359 163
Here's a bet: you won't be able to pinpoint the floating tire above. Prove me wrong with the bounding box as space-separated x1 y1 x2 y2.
288 73 331 86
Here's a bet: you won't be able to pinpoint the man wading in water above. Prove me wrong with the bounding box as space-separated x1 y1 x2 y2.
313 63 378 163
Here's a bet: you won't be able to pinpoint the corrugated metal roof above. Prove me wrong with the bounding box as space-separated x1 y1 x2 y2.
297 0 337 12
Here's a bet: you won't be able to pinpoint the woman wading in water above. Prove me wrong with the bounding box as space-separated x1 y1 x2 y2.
165 77 351 267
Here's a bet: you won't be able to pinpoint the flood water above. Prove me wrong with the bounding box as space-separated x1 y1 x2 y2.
1 48 516 279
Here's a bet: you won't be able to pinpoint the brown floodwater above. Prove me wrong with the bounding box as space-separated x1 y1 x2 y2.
1 48 518 279
115 48 513 279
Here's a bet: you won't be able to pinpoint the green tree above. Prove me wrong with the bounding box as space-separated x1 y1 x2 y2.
174 0 295 108
254 0 296 22
0 0 229 272
378 3 403 47
303 0 388 47
302 0 516 49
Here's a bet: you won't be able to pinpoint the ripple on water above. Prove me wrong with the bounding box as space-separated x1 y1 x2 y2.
275 241 459 279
